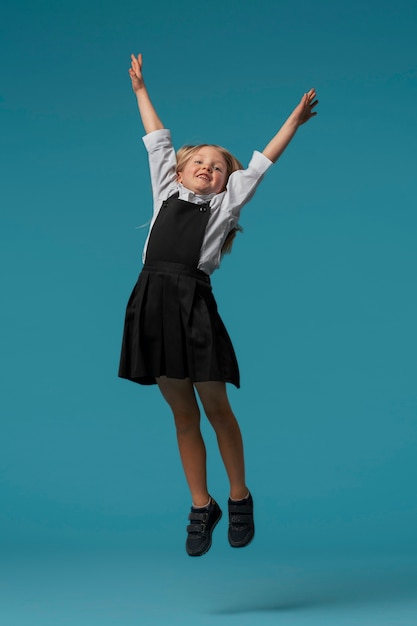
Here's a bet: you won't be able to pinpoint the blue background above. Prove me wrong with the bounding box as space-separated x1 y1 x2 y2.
1 0 417 624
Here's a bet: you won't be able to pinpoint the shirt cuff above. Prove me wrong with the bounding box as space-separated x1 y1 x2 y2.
248 150 273 174
142 128 172 151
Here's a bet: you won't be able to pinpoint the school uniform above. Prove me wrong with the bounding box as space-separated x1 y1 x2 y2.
118 129 272 387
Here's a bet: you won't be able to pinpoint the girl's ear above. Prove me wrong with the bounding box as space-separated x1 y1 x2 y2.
177 171 182 183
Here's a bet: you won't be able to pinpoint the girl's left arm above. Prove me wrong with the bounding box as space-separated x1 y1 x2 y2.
262 89 318 163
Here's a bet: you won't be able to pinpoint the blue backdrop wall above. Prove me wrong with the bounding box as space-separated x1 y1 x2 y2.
1 0 416 563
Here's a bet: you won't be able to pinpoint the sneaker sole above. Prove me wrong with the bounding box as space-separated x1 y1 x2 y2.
228 528 255 548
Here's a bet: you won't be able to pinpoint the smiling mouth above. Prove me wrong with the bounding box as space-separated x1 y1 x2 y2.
197 174 210 182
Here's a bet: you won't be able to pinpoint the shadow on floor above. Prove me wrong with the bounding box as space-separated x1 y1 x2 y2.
211 554 417 615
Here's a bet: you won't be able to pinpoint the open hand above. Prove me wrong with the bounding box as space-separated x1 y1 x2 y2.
294 88 318 125
129 53 144 93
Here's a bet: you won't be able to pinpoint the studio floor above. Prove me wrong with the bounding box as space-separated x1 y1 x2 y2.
2 544 416 626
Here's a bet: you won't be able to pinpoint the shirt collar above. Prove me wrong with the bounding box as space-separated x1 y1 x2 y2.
177 183 215 204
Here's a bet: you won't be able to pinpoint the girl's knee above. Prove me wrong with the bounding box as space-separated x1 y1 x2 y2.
205 406 237 431
173 409 201 435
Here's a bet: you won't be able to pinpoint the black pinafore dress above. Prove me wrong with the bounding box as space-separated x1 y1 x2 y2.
118 194 240 387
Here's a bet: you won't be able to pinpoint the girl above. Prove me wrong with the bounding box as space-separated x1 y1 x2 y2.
119 53 318 557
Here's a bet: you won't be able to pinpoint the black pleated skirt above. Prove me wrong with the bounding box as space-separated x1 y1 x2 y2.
118 261 240 387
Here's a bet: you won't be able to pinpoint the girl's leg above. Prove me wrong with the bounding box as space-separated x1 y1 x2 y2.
156 376 209 507
194 381 248 501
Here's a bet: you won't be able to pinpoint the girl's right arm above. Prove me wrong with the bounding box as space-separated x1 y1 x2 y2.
129 53 164 134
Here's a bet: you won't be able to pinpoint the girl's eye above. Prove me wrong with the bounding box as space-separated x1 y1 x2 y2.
214 166 222 172
194 160 202 164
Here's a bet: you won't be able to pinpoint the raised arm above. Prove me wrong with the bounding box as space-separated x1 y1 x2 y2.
262 89 318 163
129 53 164 134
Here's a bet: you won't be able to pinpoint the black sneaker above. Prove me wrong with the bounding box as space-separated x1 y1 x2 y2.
228 492 254 548
186 498 222 557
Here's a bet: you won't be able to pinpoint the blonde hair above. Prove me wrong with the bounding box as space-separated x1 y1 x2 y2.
176 144 244 255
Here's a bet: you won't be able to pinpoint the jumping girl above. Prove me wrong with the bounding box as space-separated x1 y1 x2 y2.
119 53 318 556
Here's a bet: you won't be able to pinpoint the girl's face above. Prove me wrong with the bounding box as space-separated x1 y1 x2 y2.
177 147 228 195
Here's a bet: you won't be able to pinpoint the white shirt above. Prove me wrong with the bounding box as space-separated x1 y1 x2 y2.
142 129 273 275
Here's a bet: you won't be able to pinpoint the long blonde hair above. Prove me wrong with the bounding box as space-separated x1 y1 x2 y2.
176 144 244 255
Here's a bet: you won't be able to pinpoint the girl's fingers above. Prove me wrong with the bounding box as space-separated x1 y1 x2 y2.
131 53 140 66
130 53 142 77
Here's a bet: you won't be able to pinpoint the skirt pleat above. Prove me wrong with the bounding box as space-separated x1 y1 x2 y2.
118 263 240 387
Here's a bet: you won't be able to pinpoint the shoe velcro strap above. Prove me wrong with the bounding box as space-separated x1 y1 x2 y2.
187 524 205 533
228 503 252 514
230 514 251 524
188 511 208 523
